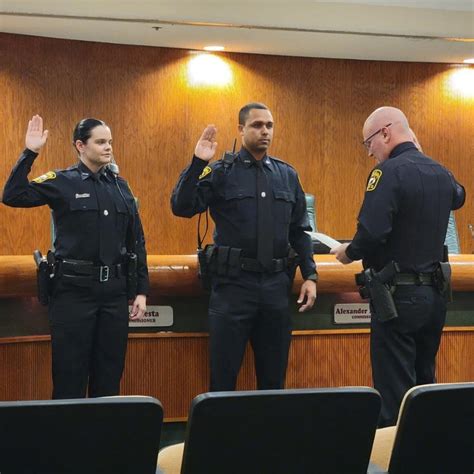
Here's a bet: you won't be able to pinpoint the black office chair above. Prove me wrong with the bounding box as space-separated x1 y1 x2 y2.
158 387 381 474
0 395 163 474
370 383 474 474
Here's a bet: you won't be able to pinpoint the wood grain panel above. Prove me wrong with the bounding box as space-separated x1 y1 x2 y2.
0 33 472 257
1 254 474 298
1 329 472 419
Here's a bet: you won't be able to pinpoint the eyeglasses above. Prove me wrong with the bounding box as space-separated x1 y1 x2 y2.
362 123 392 150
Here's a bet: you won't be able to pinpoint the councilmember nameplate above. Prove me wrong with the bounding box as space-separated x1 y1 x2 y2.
128 305 173 327
334 303 371 324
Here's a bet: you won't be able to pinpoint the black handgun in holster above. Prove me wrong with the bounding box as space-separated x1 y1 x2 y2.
355 261 399 322
434 245 453 302
126 252 138 299
33 250 55 305
197 244 216 291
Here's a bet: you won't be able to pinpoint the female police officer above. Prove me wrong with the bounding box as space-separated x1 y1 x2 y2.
2 115 149 399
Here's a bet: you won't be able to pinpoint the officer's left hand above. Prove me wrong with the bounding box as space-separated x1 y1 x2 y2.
330 243 353 265
297 280 317 312
129 294 147 320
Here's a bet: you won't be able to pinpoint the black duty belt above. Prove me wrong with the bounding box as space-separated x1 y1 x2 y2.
59 259 125 282
394 273 434 286
240 257 287 273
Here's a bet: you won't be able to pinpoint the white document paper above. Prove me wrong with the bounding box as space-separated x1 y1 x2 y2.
305 231 342 249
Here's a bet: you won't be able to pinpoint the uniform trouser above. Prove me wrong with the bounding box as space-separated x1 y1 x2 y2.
48 275 129 399
370 285 447 427
208 271 292 391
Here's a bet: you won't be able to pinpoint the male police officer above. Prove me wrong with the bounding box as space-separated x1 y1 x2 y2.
172 103 317 391
331 106 465 426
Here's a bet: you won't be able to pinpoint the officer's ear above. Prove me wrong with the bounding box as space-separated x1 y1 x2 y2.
238 124 244 136
74 140 85 154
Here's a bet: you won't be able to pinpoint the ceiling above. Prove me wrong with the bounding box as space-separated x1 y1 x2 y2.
1 1 473 63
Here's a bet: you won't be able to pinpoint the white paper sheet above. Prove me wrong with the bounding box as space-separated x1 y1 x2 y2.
305 231 342 249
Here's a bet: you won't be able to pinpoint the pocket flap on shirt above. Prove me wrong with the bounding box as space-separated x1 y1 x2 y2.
224 187 255 200
69 199 99 211
273 189 295 203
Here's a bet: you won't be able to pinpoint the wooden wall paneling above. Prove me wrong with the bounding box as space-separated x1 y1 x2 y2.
437 329 474 382
0 338 52 400
0 33 472 256
1 329 472 419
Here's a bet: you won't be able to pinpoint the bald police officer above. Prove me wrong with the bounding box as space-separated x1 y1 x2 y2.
332 106 465 426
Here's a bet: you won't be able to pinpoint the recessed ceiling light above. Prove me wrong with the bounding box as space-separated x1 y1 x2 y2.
203 45 225 52
463 58 474 64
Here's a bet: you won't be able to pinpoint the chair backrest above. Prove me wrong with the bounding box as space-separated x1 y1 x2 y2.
305 193 317 232
0 395 163 474
389 383 474 474
180 387 381 474
444 211 461 254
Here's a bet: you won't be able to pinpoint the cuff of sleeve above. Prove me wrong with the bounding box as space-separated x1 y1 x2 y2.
136 284 149 296
23 148 39 159
301 261 318 281
345 244 359 262
192 155 210 169
304 273 318 282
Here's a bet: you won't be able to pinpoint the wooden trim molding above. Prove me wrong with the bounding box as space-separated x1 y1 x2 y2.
1 254 474 298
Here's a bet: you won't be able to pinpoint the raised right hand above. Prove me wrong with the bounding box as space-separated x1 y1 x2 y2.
25 115 49 153
194 125 217 162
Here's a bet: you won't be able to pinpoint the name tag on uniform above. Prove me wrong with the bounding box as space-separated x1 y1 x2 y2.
75 193 90 199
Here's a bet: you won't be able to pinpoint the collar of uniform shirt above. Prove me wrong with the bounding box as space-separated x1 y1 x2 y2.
239 147 273 171
76 161 112 182
389 141 418 159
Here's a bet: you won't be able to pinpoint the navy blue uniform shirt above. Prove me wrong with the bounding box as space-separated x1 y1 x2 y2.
346 142 465 272
2 149 149 295
171 147 316 279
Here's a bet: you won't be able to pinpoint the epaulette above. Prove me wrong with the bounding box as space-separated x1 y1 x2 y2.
64 163 80 173
269 155 296 171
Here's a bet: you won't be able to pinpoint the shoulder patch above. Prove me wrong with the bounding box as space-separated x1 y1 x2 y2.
32 171 56 184
366 169 382 192
199 166 212 180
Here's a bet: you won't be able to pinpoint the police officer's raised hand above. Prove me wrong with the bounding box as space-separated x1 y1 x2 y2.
129 294 146 320
297 280 317 312
25 115 49 153
330 243 353 265
195 125 218 162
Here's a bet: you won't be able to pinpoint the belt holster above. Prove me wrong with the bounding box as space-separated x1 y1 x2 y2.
33 250 55 306
197 244 216 291
217 246 230 276
433 262 452 302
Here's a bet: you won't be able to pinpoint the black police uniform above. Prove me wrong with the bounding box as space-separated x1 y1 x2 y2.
2 149 149 399
346 141 465 427
171 147 316 391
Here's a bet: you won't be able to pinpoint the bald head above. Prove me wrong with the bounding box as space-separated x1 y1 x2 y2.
363 106 414 164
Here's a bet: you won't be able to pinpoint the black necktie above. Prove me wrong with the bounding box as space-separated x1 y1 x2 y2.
256 160 274 271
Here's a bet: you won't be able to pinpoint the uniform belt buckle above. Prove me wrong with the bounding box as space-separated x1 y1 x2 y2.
99 266 110 282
